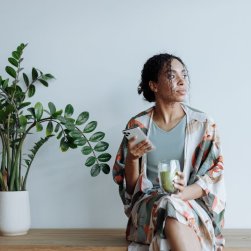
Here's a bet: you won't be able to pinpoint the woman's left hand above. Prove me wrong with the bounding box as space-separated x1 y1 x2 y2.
172 171 186 200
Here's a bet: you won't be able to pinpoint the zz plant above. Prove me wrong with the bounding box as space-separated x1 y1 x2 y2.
0 43 111 191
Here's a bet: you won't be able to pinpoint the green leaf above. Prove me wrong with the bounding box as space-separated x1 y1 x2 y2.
28 84 36 97
73 137 87 146
76 111 89 125
12 51 21 60
48 102 56 115
60 137 69 152
81 146 92 155
64 104 74 118
101 163 110 174
32 68 38 81
89 131 105 142
23 73 29 86
5 66 16 78
56 130 63 139
65 122 75 131
69 130 82 138
44 73 55 79
18 102 31 110
27 107 35 118
83 121 97 133
46 121 53 136
91 164 101 177
8 57 18 67
34 102 43 120
55 123 60 133
85 156 96 167
38 79 48 87
36 122 43 132
97 153 111 162
19 115 27 127
3 79 9 88
94 141 109 152
57 115 67 124
52 110 63 118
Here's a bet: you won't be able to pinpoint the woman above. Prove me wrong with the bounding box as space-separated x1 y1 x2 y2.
113 54 226 251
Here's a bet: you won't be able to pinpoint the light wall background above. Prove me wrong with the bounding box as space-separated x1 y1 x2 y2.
0 0 250 229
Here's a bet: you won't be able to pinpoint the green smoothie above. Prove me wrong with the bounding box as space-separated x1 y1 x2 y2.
160 170 176 193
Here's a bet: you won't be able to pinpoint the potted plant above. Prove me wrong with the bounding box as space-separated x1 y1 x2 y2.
0 43 111 236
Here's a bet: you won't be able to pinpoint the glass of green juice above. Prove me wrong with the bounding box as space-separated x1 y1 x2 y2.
158 160 180 194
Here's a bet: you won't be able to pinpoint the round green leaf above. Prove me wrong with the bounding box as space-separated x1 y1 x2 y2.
81 146 92 155
89 131 105 142
101 163 110 174
69 130 82 138
64 104 74 118
12 51 21 60
60 137 69 152
91 164 101 177
76 111 89 125
19 115 27 127
74 137 87 146
28 84 36 97
5 66 16 78
85 156 96 167
94 141 109 152
8 57 18 67
98 153 111 162
34 102 43 120
83 121 97 133
23 73 29 86
36 122 43 132
46 121 53 136
65 122 75 131
48 102 56 115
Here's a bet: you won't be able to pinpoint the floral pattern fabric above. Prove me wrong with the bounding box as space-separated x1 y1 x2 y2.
113 103 226 251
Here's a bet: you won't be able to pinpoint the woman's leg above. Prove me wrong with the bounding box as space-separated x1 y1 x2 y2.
165 217 201 251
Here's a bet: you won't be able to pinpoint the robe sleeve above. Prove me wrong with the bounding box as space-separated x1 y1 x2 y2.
193 119 226 234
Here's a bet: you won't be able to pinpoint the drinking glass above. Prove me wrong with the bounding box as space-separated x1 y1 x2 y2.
158 160 180 194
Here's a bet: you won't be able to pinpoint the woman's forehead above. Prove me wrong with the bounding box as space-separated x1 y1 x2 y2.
162 60 186 73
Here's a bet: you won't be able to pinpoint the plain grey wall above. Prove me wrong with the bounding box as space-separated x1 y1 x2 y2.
0 0 250 228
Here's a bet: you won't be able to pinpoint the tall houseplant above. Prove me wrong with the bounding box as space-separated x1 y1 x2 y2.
0 43 111 235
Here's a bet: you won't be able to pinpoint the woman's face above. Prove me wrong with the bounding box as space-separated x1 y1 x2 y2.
151 59 188 103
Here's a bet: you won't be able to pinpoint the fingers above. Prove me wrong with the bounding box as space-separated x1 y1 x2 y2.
128 138 153 159
173 172 185 192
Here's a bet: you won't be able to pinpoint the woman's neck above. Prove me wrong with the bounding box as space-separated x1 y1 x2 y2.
153 101 185 130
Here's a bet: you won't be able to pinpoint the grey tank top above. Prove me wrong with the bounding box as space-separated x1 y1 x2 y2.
147 115 186 186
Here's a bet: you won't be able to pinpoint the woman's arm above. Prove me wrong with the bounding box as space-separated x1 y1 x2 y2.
172 172 206 201
125 137 153 195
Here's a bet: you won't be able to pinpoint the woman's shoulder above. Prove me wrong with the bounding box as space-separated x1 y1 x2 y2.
182 103 215 124
126 106 154 129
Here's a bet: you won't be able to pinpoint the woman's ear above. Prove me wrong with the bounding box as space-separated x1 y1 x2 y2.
149 81 158 93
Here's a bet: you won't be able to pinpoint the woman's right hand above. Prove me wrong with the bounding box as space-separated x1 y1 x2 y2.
127 136 153 160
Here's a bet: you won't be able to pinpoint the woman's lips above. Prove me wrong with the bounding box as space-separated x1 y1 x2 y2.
176 90 187 95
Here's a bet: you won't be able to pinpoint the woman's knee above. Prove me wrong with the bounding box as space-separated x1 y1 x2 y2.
164 217 179 237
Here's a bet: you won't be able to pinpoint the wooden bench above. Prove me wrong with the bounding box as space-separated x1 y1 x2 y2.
0 229 250 251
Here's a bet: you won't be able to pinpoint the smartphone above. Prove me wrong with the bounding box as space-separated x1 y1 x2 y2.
122 127 155 149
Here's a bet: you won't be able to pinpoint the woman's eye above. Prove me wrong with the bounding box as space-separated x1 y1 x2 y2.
183 74 188 78
168 74 175 79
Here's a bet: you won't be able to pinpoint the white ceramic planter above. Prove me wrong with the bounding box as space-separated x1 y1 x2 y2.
0 191 31 236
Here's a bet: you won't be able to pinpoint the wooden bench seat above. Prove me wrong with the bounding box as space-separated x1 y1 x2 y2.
0 229 250 251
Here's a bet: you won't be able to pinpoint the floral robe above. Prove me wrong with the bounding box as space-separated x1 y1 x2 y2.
113 103 226 251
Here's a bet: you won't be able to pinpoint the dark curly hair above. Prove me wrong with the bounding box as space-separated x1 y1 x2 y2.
138 53 189 102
